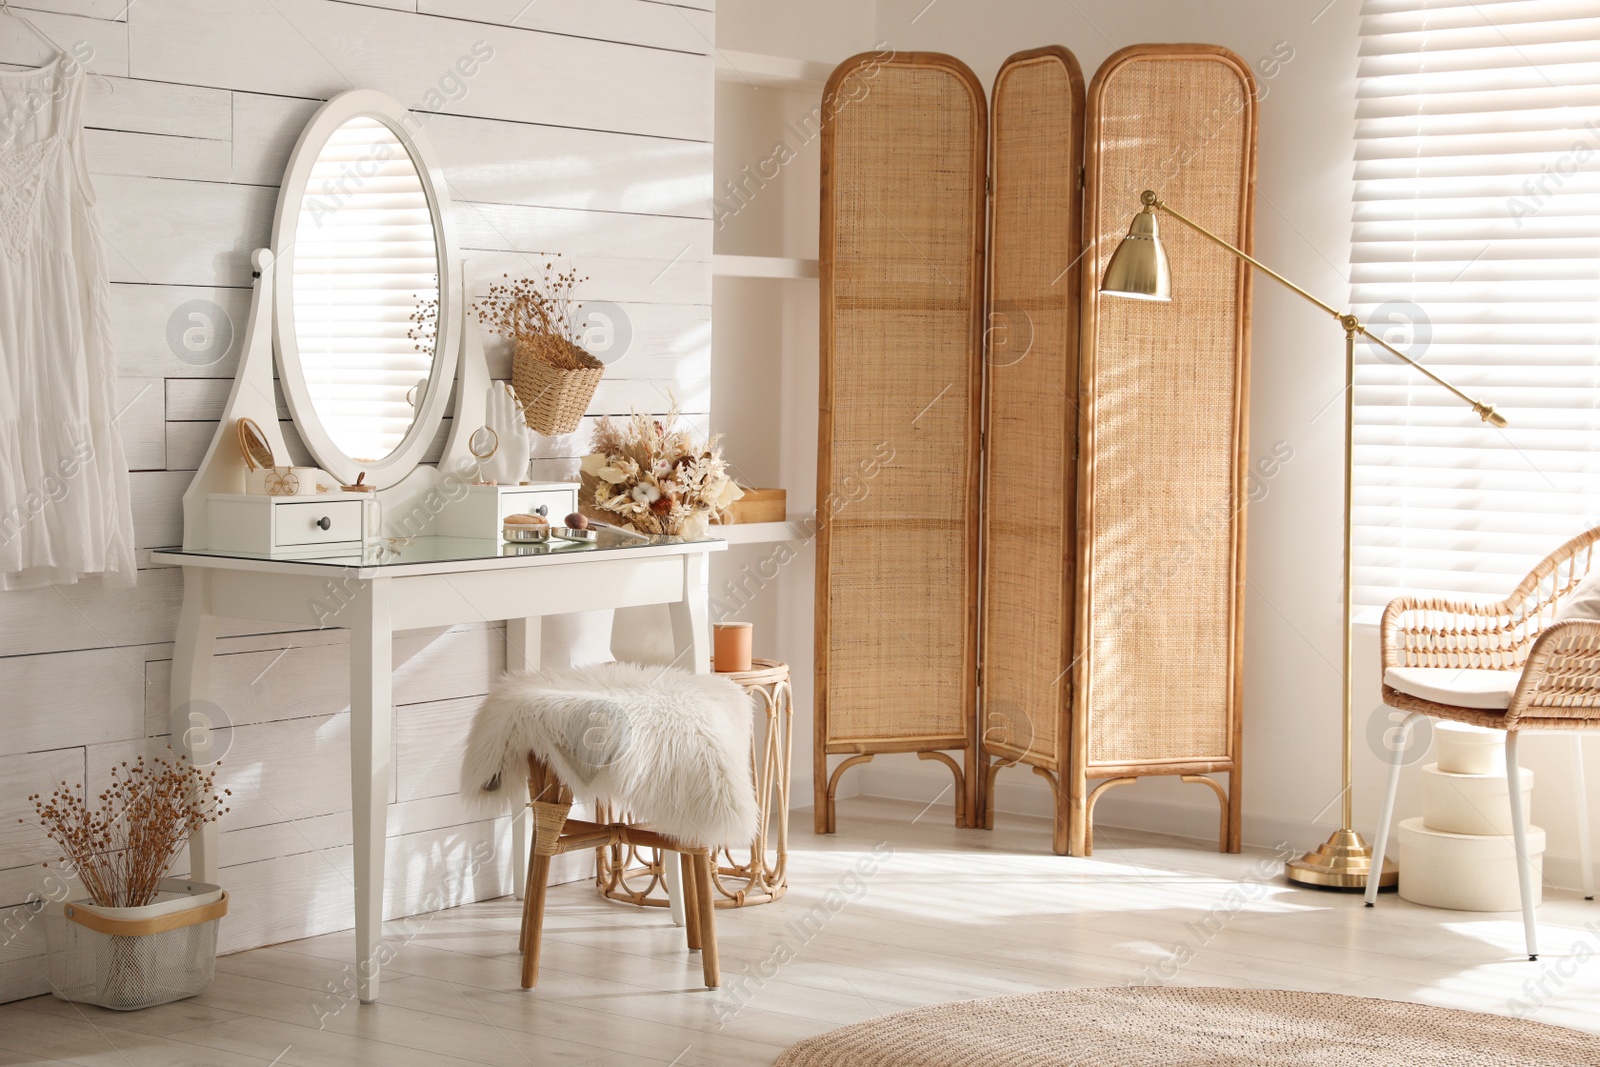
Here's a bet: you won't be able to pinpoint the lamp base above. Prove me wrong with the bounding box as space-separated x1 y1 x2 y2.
1285 828 1398 891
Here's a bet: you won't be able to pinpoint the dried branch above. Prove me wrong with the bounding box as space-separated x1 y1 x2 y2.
476 260 593 370
24 750 231 908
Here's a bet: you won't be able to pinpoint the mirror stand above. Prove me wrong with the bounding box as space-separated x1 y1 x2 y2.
180 249 522 554
179 89 576 558
179 248 294 551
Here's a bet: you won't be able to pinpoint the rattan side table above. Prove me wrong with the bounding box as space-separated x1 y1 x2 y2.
596 658 793 909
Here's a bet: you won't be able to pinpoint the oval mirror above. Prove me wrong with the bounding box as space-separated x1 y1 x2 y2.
272 90 459 489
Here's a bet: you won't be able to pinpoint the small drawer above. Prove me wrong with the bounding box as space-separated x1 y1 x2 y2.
273 500 364 547
498 488 577 524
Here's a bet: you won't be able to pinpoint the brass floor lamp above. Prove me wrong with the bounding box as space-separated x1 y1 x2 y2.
1100 189 1506 889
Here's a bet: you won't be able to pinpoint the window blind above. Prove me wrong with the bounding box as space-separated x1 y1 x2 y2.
1352 0 1600 609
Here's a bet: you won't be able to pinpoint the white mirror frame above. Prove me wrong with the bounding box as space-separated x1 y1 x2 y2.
270 89 460 490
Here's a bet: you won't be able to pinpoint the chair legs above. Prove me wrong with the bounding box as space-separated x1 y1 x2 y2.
520 850 553 988
693 851 720 989
1505 731 1540 961
520 791 570 990
680 852 702 951
1572 735 1595 901
1365 711 1424 906
518 858 536 956
1365 720 1548 961
518 835 721 990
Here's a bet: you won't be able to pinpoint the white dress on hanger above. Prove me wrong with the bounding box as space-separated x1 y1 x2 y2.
0 53 135 589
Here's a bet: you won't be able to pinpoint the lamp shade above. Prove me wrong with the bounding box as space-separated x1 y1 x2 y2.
1100 206 1171 301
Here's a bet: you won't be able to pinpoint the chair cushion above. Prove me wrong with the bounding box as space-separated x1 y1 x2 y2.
1556 570 1600 622
459 661 759 848
1384 666 1518 710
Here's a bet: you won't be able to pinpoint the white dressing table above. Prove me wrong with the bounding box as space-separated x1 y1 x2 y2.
159 89 719 1003
153 533 719 1003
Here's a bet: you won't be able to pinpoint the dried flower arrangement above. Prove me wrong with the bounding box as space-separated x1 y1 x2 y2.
579 402 743 538
476 261 592 370
25 751 230 909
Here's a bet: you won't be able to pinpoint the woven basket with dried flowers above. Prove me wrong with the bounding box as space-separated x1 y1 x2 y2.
579 402 743 538
27 751 232 1010
477 260 604 435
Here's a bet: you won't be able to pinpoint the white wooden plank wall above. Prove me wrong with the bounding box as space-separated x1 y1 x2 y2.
0 0 713 1003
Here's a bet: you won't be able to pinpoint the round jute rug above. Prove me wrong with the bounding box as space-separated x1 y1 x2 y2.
773 986 1600 1066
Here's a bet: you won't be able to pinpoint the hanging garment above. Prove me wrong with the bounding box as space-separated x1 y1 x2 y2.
0 53 135 589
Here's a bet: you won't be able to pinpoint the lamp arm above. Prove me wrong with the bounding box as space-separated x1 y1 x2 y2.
1140 190 1506 428
1347 321 1505 427
1145 192 1343 320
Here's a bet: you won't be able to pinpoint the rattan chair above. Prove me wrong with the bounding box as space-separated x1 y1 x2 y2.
1365 526 1600 959
520 754 720 989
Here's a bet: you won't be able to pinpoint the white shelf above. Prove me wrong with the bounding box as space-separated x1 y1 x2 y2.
712 517 811 545
714 49 831 94
712 254 819 280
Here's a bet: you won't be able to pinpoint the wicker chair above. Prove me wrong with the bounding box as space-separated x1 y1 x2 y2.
520 754 720 989
1365 526 1600 959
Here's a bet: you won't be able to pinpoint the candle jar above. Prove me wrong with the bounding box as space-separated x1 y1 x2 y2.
714 622 753 673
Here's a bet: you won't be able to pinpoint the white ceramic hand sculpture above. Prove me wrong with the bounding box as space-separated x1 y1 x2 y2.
486 383 532 485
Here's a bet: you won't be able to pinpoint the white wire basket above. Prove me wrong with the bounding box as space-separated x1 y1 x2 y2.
44 879 227 1011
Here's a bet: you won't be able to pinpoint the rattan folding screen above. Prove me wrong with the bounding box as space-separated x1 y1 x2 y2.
816 45 1257 856
1075 45 1256 856
979 47 1086 857
814 53 988 832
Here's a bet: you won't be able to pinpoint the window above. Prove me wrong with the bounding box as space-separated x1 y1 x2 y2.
1352 0 1600 608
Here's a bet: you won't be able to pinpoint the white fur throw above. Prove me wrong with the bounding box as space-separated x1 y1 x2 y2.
460 661 759 849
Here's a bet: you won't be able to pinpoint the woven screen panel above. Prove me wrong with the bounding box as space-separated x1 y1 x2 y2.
981 49 1084 773
825 528 972 738
1080 47 1255 768
819 55 985 747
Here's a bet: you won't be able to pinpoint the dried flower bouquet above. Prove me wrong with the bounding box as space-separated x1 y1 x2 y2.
580 404 743 537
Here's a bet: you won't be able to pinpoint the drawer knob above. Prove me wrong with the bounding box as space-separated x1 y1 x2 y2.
316 516 332 531
535 504 548 516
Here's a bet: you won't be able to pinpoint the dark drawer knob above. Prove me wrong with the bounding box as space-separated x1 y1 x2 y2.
535 504 548 516
316 516 332 531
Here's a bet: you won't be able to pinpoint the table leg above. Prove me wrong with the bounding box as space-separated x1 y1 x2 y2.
507 618 542 901
661 551 710 927
663 850 686 927
171 568 220 885
350 580 393 1003
667 551 711 676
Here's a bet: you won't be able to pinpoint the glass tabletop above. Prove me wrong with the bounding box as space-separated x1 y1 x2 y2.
156 528 719 568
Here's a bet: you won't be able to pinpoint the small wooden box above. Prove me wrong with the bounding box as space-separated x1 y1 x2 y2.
725 487 786 524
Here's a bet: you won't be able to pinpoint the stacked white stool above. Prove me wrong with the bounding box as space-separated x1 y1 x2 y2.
1397 722 1546 912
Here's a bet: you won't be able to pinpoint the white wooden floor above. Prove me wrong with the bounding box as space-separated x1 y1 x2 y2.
3 796 1599 1066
